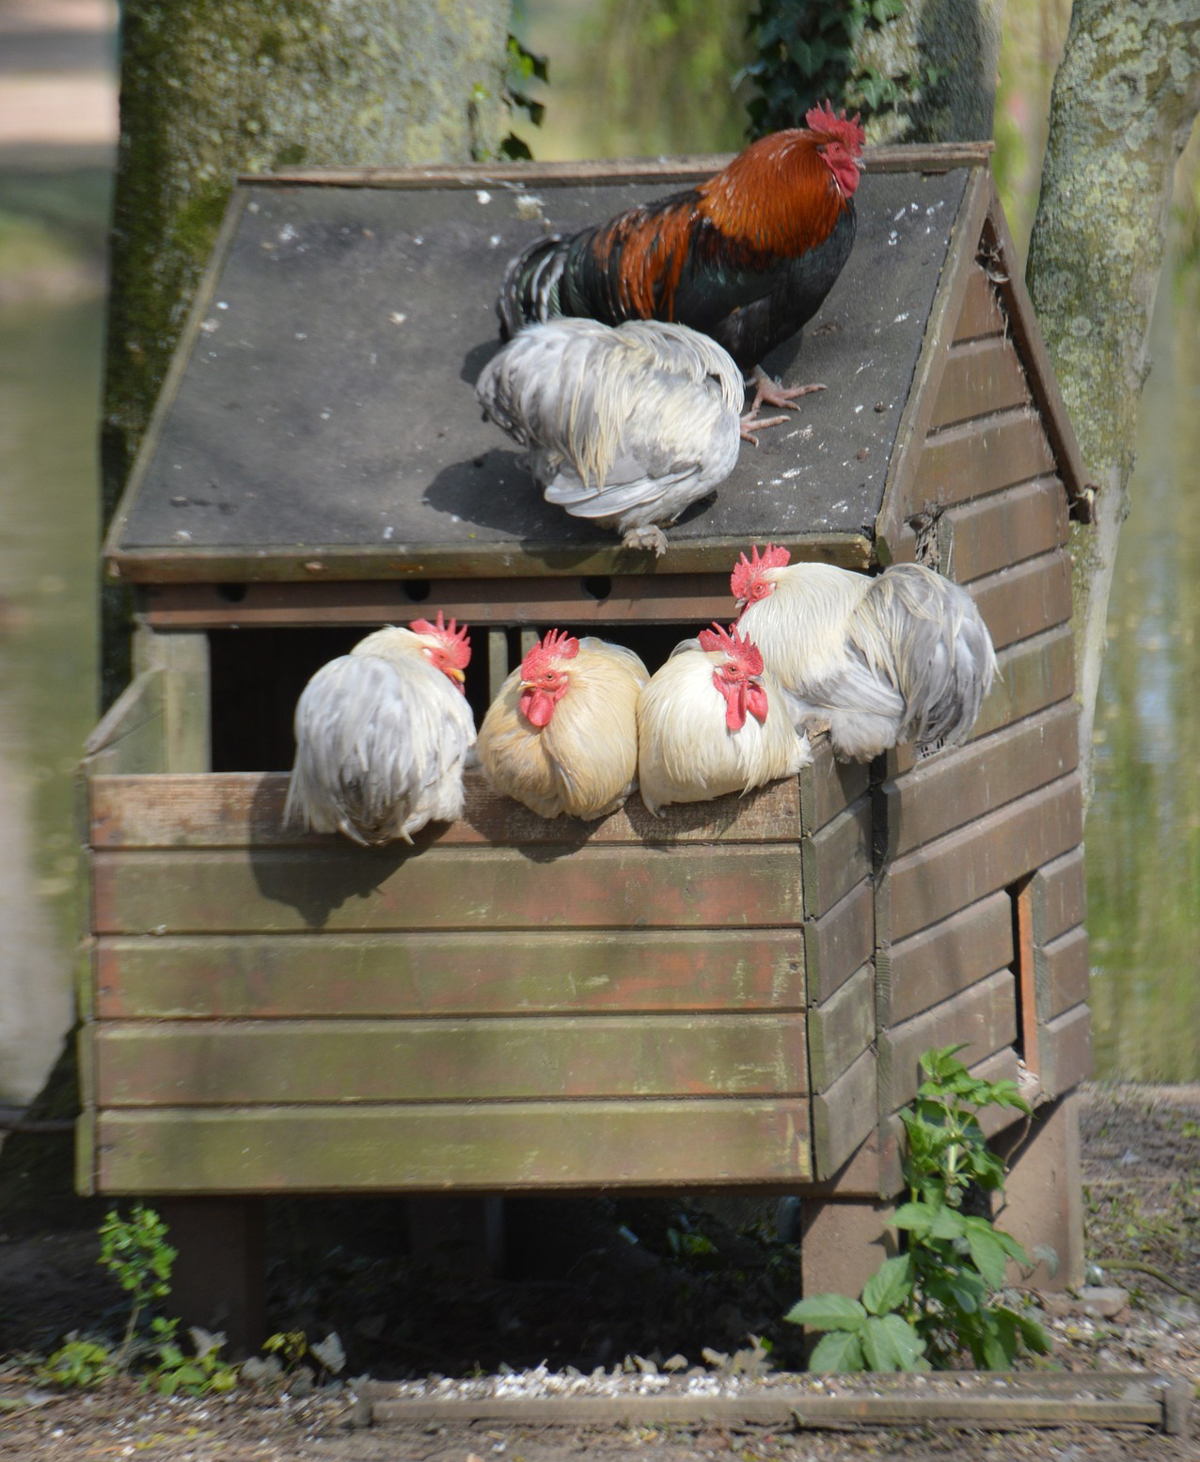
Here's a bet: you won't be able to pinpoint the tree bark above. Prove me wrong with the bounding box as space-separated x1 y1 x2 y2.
100 0 511 706
1026 0 1200 804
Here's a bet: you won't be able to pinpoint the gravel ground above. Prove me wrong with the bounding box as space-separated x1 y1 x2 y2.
0 1082 1196 1460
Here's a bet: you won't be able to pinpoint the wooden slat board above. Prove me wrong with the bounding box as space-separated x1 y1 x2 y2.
799 739 871 836
879 969 1017 1114
801 796 872 920
969 551 1073 653
95 1099 813 1192
944 478 1069 585
807 964 874 1093
92 842 803 934
877 774 1083 945
80 669 166 776
89 772 802 849
94 929 805 1019
952 264 1007 342
910 410 1057 512
94 1014 808 1104
802 880 875 1006
1030 846 1087 945
928 335 1031 431
1035 924 1090 1024
1039 1003 1093 1098
811 1045 877 1181
878 701 1079 860
879 890 1014 1027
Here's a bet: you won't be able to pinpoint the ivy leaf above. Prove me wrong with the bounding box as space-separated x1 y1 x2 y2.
784 1293 866 1331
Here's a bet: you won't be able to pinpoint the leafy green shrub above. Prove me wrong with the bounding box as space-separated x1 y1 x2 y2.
785 1044 1052 1371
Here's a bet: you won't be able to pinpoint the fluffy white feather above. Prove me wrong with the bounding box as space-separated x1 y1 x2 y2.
732 548 998 762
636 631 811 815
475 317 743 555
284 624 476 845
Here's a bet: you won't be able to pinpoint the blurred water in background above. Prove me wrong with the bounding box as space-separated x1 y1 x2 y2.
0 1 1196 1108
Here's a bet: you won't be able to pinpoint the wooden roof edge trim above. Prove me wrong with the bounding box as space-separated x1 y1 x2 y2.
238 141 994 191
982 179 1096 524
104 533 874 585
101 189 250 567
875 167 995 564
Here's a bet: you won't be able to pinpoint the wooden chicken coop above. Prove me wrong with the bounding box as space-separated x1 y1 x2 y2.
82 142 1094 1336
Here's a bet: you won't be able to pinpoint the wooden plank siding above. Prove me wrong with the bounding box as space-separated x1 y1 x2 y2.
90 772 802 849
941 479 1069 585
952 264 1007 342
876 774 1083 947
94 1014 808 1105
92 843 804 935
811 1046 877 1181
807 965 874 1093
1039 1004 1093 1099
94 1099 814 1193
878 890 1014 1028
803 881 875 1007
1029 847 1087 946
1034 924 1090 1025
928 336 1031 432
94 930 805 1020
910 410 1057 517
968 551 1074 654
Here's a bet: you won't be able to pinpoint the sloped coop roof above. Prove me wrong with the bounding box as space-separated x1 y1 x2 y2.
104 144 1089 584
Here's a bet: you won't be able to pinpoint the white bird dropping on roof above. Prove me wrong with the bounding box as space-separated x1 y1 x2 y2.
474 317 744 556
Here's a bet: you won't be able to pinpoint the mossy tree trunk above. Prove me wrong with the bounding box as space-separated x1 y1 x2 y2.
100 0 511 706
1026 0 1200 804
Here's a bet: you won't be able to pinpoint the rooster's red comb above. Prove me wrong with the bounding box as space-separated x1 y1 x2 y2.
698 621 764 677
521 628 580 679
730 542 791 601
805 100 865 155
410 611 472 669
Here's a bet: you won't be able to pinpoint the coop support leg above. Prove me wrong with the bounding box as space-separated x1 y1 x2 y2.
157 1197 265 1356
799 1196 895 1301
990 1088 1084 1291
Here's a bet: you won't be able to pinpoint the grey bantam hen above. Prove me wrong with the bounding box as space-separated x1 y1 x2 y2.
475 317 746 556
731 544 998 762
284 615 476 845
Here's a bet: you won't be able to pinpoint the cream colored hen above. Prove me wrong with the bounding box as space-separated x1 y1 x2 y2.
477 629 649 820
637 621 811 815
475 317 747 556
284 615 475 845
731 544 997 762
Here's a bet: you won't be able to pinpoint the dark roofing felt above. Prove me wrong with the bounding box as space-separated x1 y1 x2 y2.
108 159 972 576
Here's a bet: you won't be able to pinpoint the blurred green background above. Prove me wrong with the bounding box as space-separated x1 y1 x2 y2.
0 0 1196 1109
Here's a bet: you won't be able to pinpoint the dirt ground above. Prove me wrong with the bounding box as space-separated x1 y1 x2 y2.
0 1082 1197 1461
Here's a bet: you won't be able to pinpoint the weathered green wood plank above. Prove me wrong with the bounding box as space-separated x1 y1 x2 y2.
81 669 165 776
799 738 871 837
92 843 804 935
877 775 1083 945
969 551 1073 654
1035 924 1090 1025
811 1045 877 1182
878 969 1017 1114
878 701 1079 860
801 796 871 921
94 1098 813 1192
952 264 1006 342
94 929 805 1019
943 478 1069 585
879 890 1014 1028
803 880 875 1007
95 1014 808 1105
929 336 1031 432
911 410 1057 511
89 772 802 849
888 626 1075 777
807 964 874 1093
1038 1003 1093 1098
1029 846 1087 947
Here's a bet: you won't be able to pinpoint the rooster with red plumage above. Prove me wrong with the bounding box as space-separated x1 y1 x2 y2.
497 102 865 422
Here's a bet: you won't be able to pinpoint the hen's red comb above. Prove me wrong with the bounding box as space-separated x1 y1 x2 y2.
521 628 580 680
730 542 791 601
805 100 865 154
411 611 472 669
698 621 765 677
